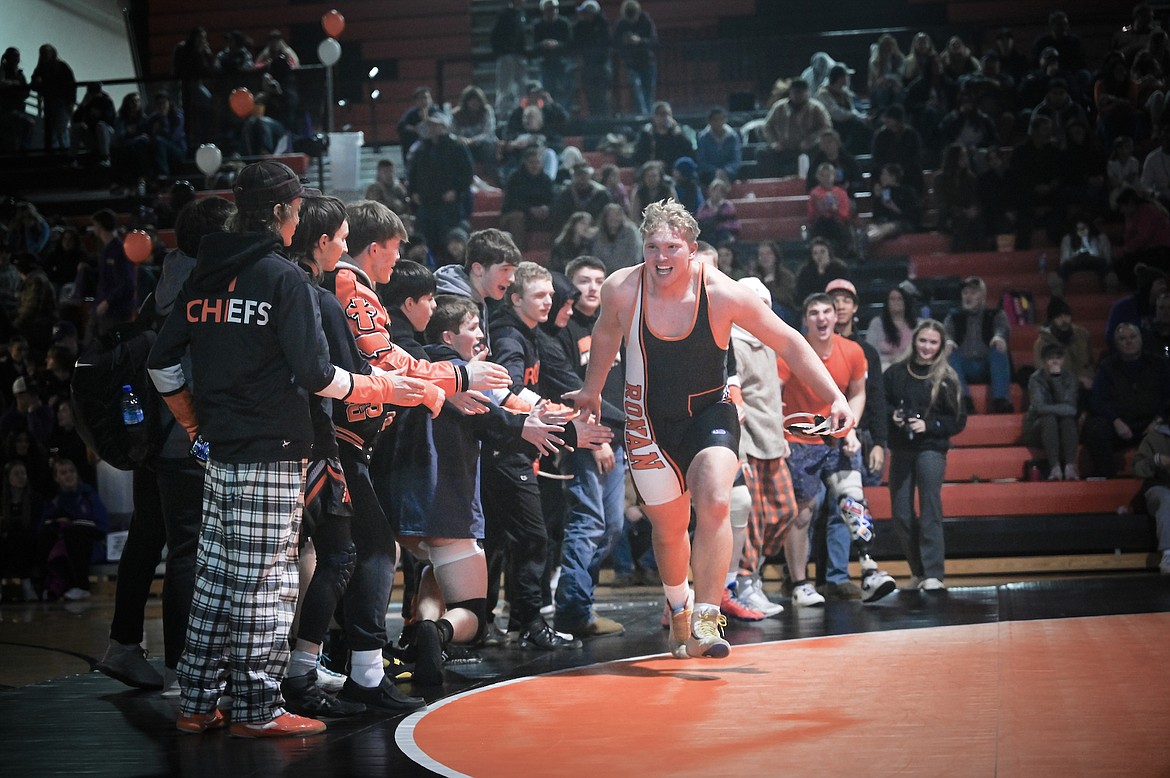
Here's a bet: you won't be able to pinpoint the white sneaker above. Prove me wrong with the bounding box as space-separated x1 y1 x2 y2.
315 656 347 692
859 556 897 603
1160 551 1170 576
920 577 946 590
63 587 91 601
735 576 783 617
791 582 825 607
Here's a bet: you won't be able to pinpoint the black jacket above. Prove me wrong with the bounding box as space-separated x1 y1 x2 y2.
148 232 335 462
883 362 966 453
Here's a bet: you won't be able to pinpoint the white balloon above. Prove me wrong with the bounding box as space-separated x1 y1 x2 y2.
317 37 342 67
195 144 222 176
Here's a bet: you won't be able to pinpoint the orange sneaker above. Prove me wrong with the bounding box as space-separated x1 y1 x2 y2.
176 708 228 734
229 712 326 739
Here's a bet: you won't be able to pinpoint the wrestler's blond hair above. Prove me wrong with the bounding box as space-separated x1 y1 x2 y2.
639 198 699 243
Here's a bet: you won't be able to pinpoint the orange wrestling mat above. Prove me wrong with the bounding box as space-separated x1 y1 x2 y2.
397 613 1170 777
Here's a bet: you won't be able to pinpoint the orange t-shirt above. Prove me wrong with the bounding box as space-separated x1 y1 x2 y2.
777 334 866 444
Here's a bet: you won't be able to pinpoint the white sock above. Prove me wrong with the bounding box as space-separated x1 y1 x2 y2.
663 581 691 613
350 649 384 688
695 602 720 618
287 649 318 679
724 572 738 589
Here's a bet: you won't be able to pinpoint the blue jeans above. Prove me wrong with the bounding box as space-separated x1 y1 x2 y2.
626 62 656 115
949 349 1011 402
555 445 625 629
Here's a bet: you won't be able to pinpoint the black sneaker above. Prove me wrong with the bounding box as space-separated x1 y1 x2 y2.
442 643 483 666
518 617 583 650
281 671 366 718
339 676 426 713
412 621 444 686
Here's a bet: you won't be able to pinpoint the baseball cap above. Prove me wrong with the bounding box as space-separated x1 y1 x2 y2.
1040 46 1060 61
12 376 29 396
571 162 595 177
825 278 857 299
577 1 600 12
233 161 313 210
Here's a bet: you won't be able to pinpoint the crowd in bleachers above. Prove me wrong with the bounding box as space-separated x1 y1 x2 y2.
0 3 1169 736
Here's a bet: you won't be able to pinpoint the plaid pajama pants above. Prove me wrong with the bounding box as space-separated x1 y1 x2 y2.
740 455 798 575
178 459 306 723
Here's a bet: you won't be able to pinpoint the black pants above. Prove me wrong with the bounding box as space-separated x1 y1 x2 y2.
481 462 547 629
339 452 397 652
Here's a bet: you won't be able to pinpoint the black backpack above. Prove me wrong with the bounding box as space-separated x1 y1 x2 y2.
71 319 161 471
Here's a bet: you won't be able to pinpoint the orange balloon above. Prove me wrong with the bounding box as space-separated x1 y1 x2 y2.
123 230 153 265
229 87 255 119
322 9 345 38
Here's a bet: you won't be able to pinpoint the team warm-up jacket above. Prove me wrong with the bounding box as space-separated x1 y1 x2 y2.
147 232 339 463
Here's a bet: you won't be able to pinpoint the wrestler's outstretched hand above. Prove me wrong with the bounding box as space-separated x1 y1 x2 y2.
571 414 614 450
536 399 576 426
562 387 601 420
464 349 512 391
449 390 490 415
827 397 856 439
521 413 565 456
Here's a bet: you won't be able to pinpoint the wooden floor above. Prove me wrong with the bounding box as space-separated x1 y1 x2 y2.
2 574 1169 777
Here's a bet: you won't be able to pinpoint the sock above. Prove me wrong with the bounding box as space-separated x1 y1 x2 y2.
695 602 720 618
287 649 318 679
724 572 738 589
350 648 384 688
436 619 455 646
663 581 690 613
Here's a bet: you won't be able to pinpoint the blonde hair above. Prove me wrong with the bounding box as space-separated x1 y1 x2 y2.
639 199 699 243
901 319 962 410
508 261 553 305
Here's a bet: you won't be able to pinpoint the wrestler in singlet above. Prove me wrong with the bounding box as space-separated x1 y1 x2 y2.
623 262 740 505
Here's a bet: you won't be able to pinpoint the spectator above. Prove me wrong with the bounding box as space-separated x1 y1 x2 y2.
815 64 870 155
696 177 741 244
504 81 568 152
452 85 499 170
549 212 595 274
1084 323 1170 478
867 34 906 119
794 237 850 304
592 202 641 273
1095 53 1142 149
884 319 966 590
1115 187 1170 285
30 44 75 153
1053 218 1113 295
533 0 573 108
760 79 832 176
0 335 34 408
112 92 151 183
937 143 984 252
802 51 846 98
89 209 135 336
903 54 954 159
750 240 797 325
1131 405 1170 574
500 104 560 181
213 29 254 87
1033 296 1095 401
0 47 33 153
0 459 44 601
12 255 56 355
441 227 469 269
805 128 862 196
1018 46 1068 112
1062 117 1108 220
598 162 630 213
940 35 981 83
145 91 186 181
551 162 610 235
397 86 441 157
240 92 287 156
937 89 999 153
1011 114 1065 249
671 157 703 215
1024 343 1081 480
992 27 1031 84
807 161 854 258
573 0 611 117
500 146 555 251
68 82 115 167
408 112 474 254
977 144 1021 242
1140 130 1170 211
38 458 108 601
1031 78 1088 145
171 27 215 148
865 162 921 248
829 278 889 487
901 32 936 85
491 0 529 120
363 158 409 215
872 104 925 193
632 100 694 171
613 0 657 115
695 107 742 186
944 276 1013 414
1108 136 1142 211
628 159 673 221
866 282 919 372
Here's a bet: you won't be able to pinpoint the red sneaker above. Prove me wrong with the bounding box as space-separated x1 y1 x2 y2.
176 708 228 734
228 712 326 739
720 587 765 621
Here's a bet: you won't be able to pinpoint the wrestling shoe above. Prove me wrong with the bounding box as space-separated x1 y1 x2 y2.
720 586 765 621
176 708 228 734
281 671 365 717
229 712 326 739
667 590 694 658
442 643 484 665
791 581 825 607
411 620 445 686
518 617 582 650
95 640 164 690
736 576 784 617
685 605 731 659
859 556 897 603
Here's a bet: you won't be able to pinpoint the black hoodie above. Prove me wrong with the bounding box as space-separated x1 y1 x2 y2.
148 231 336 463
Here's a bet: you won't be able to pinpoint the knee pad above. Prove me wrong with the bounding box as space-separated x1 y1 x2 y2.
318 542 357 599
446 597 489 643
424 539 485 570
839 496 874 544
729 483 751 530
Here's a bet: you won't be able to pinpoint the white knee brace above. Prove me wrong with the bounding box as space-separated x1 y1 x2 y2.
730 483 751 529
420 539 484 569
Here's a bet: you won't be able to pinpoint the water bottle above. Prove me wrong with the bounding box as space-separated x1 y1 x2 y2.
121 385 144 426
800 224 809 242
